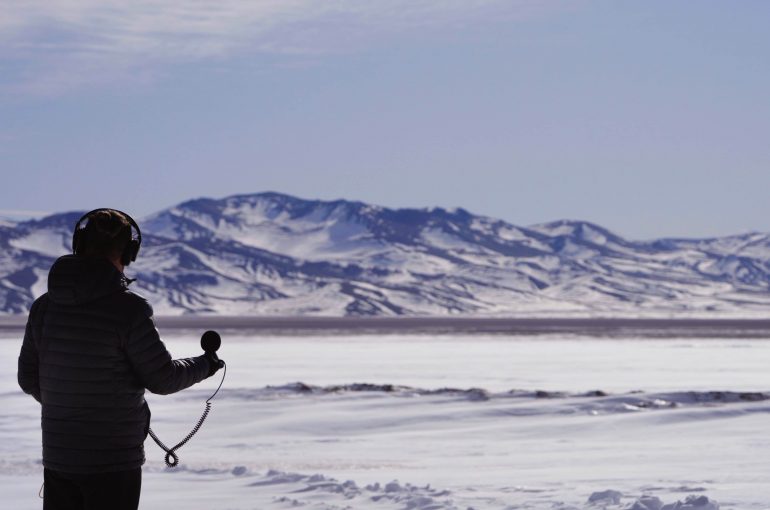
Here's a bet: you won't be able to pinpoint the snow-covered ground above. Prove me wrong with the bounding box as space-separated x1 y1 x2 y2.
2 330 770 509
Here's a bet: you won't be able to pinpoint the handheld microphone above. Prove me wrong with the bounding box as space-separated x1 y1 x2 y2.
201 330 225 368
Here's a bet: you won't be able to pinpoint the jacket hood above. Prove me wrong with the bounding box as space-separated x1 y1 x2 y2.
48 255 130 306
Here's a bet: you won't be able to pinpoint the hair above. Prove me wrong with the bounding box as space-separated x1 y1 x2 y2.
79 209 133 261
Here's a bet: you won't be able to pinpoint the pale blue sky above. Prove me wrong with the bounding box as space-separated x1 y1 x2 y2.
1 1 768 240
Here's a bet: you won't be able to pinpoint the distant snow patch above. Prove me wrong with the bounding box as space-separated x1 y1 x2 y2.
9 230 68 258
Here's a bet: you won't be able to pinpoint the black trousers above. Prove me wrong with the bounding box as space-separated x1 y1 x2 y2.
43 468 141 510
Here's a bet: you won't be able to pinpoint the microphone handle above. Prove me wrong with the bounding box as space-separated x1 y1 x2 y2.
206 350 225 368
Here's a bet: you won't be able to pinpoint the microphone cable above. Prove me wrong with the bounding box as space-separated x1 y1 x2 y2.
148 361 226 468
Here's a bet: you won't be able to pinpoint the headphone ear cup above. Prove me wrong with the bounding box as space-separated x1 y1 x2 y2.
130 240 140 262
122 240 140 266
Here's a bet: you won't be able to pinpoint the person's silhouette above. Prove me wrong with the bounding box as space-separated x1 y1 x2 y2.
18 208 220 510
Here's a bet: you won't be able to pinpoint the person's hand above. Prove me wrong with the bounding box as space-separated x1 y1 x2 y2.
205 351 223 377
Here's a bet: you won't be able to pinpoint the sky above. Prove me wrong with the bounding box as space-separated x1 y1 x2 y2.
1 0 769 240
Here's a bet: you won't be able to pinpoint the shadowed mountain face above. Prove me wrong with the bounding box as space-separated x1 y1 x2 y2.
2 192 769 316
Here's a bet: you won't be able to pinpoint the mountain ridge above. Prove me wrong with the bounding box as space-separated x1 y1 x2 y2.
1 192 769 316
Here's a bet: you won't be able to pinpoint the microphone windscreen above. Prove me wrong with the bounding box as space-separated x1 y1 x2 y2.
201 330 221 353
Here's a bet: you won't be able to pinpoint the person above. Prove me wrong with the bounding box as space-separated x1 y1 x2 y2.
17 208 221 510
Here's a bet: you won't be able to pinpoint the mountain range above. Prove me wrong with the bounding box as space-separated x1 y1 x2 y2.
2 192 769 317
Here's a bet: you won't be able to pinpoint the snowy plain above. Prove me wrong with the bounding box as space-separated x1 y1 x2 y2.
2 328 770 509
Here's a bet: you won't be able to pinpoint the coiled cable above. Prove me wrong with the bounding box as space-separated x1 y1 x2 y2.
148 361 226 468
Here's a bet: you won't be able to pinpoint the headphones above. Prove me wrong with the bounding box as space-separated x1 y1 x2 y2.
72 208 142 266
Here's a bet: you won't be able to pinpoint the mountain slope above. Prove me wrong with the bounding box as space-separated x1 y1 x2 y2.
2 192 769 316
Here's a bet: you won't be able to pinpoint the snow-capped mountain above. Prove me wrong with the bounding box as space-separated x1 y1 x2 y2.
2 192 769 316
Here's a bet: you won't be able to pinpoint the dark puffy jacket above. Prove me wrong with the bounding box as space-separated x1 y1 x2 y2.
17 255 211 473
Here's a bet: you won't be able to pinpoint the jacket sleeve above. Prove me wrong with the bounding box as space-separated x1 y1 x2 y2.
124 300 211 395
18 300 42 403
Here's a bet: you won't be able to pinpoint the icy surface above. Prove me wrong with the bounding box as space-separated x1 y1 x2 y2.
2 331 770 508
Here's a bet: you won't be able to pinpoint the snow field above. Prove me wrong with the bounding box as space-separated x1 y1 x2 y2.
2 332 770 508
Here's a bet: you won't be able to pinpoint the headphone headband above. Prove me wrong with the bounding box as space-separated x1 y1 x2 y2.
72 208 142 266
